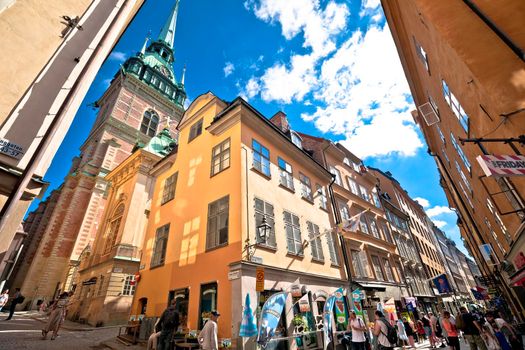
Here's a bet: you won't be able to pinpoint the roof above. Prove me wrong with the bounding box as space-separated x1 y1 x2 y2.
142 128 177 156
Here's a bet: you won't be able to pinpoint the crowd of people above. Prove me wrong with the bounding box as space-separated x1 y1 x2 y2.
344 307 522 350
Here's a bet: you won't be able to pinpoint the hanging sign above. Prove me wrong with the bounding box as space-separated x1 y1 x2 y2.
334 288 347 328
256 267 265 292
477 155 525 177
433 274 452 294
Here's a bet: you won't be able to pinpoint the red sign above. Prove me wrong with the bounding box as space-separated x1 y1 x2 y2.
514 252 525 270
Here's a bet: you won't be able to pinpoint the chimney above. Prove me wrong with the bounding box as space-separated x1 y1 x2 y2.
269 111 289 133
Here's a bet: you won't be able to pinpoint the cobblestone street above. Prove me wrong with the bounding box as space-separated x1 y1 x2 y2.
0 311 127 350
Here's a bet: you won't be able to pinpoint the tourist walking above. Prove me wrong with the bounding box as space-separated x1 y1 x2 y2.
442 311 459 350
403 317 416 348
485 311 522 350
416 320 426 342
157 299 180 350
422 314 435 348
0 289 8 312
348 311 367 350
372 310 395 350
198 310 220 350
456 306 487 350
397 318 409 349
5 288 23 320
42 292 69 340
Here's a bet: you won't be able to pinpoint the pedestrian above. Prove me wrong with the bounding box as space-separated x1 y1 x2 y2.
372 310 395 350
442 311 460 350
417 319 426 342
485 311 522 350
42 292 69 340
397 318 409 349
0 289 8 312
403 317 416 348
347 311 367 350
147 318 161 350
157 299 180 350
5 288 23 320
422 313 435 347
456 306 487 350
198 310 220 350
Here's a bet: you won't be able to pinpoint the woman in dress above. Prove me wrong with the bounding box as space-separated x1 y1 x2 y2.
397 318 409 350
42 292 69 340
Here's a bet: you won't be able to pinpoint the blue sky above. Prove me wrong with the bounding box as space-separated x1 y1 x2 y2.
29 0 465 251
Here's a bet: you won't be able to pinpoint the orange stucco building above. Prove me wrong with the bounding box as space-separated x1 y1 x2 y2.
131 93 347 348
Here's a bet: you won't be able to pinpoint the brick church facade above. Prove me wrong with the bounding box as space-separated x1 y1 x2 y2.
11 1 186 309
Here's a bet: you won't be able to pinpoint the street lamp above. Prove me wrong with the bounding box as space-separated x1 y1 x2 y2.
244 217 272 260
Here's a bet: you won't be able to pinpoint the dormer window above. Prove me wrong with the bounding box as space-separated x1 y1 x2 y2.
291 131 302 148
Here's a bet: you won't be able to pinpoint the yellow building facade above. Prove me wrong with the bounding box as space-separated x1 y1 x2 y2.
131 93 347 348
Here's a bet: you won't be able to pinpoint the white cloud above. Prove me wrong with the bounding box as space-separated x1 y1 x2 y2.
223 62 235 77
108 51 127 63
102 78 112 87
433 220 447 229
360 0 381 18
426 205 454 218
242 77 261 100
413 197 430 208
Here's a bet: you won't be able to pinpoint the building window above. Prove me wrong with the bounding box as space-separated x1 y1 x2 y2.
455 161 472 195
429 95 439 116
436 125 446 145
359 185 371 202
359 214 369 234
252 139 270 177
484 217 506 255
284 211 303 255
442 80 469 133
372 190 381 208
316 185 328 210
97 275 105 296
382 258 395 282
103 204 125 254
330 166 343 187
396 262 405 281
381 222 392 243
162 172 178 204
343 158 351 167
458 181 474 208
206 196 229 250
326 231 339 265
351 250 365 278
413 37 430 73
486 199 511 243
299 173 313 201
151 224 170 268
369 217 380 239
278 157 294 190
140 110 159 137
442 148 450 165
291 131 302 148
450 133 471 172
306 222 324 261
198 282 218 329
339 203 350 221
188 118 203 142
371 255 384 280
122 275 136 296
211 138 231 176
347 177 359 196
254 198 275 247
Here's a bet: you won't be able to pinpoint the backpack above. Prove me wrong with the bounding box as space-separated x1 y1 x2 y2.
380 318 398 345
161 308 179 331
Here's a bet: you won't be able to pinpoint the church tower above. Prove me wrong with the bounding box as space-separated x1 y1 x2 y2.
14 1 187 307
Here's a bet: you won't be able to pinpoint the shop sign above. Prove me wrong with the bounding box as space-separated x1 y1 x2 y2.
228 270 240 281
334 288 347 326
298 294 311 312
513 252 525 270
290 284 302 297
0 138 25 159
255 267 265 292
477 154 525 177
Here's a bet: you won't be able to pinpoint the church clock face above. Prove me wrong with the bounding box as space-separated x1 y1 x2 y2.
159 66 170 78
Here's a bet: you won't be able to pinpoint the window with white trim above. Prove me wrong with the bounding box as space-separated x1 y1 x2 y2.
352 250 368 278
382 258 395 282
254 198 275 247
278 157 294 190
316 184 328 210
326 231 339 265
450 133 471 172
413 37 430 73
252 139 270 177
486 199 511 243
359 214 369 234
455 161 472 195
369 217 380 239
299 173 313 201
122 275 136 296
371 255 384 281
442 80 469 132
211 139 231 176
330 166 343 187
359 185 371 203
347 177 360 196
339 203 350 221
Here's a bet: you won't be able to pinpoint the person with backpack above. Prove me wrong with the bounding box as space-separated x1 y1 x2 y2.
157 299 180 350
348 311 368 350
457 306 487 350
372 310 397 350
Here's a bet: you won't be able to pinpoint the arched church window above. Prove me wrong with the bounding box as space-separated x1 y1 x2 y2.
103 203 125 254
140 110 159 137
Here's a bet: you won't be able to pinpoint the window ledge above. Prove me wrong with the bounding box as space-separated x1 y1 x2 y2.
286 252 304 259
279 183 295 194
205 243 229 253
301 196 314 204
161 198 174 206
210 165 231 178
256 243 277 252
251 166 271 180
311 258 325 264
150 262 165 270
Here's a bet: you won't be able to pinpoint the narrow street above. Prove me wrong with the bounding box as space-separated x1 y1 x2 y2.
0 311 123 350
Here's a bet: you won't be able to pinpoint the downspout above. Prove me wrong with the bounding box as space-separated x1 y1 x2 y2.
242 146 250 260
462 0 525 62
321 144 355 294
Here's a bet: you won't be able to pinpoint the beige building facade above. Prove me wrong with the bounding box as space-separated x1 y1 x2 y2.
0 0 145 292
382 0 525 318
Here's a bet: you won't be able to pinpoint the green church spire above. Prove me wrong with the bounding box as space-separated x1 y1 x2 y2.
158 0 180 49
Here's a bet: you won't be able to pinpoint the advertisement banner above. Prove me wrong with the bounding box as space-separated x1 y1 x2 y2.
334 288 347 329
351 289 364 318
433 274 452 294
476 154 525 177
323 294 337 350
256 292 288 348
298 293 311 313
